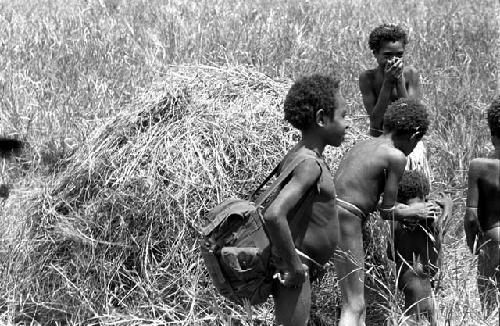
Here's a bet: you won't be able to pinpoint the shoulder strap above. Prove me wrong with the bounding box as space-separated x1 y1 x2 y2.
248 163 281 201
252 152 316 207
248 143 302 200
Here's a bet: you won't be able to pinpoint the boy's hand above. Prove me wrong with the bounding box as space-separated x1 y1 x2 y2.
408 201 440 220
435 194 453 210
385 58 404 82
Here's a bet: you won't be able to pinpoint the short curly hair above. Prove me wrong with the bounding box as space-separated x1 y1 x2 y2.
368 24 408 53
383 98 429 137
397 170 430 204
284 74 340 131
487 96 500 137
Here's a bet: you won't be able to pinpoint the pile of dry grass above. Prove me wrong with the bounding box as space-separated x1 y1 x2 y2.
16 65 304 324
12 64 370 325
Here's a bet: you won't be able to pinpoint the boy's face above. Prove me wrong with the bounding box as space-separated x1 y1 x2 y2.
322 91 348 147
374 40 405 68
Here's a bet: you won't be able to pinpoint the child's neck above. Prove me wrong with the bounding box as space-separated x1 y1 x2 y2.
381 132 408 154
380 133 397 146
300 132 326 157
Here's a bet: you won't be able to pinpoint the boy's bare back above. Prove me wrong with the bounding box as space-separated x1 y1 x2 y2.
468 157 500 239
334 137 406 215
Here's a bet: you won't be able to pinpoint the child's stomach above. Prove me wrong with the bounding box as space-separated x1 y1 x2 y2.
296 220 340 265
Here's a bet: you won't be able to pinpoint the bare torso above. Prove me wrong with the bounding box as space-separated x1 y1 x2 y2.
368 68 402 102
334 138 403 215
390 217 440 275
280 147 339 264
474 158 500 237
361 66 416 133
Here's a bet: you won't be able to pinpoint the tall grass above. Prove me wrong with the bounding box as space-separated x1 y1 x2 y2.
0 0 498 324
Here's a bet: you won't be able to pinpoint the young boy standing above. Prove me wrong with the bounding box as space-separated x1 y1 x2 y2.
464 97 500 315
359 24 421 137
359 24 430 179
263 74 348 326
333 98 436 326
388 170 453 326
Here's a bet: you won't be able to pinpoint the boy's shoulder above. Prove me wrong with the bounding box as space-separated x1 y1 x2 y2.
469 157 500 176
359 68 377 81
352 138 406 164
281 147 323 181
403 64 418 73
403 64 419 78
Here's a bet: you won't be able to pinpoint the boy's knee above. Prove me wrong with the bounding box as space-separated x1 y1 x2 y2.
344 296 366 315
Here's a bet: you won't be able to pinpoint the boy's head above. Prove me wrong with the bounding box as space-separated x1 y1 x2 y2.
487 96 500 140
369 24 408 69
384 98 429 155
284 74 348 146
397 170 430 204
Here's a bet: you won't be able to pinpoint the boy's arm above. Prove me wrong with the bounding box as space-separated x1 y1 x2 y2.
435 194 453 226
378 150 406 221
392 201 440 221
464 160 481 254
263 159 320 286
359 71 393 135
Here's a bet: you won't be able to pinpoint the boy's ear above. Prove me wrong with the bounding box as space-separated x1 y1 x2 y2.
315 109 326 127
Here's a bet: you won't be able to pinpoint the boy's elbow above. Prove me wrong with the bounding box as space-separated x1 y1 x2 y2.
463 215 480 235
463 208 478 224
263 207 282 227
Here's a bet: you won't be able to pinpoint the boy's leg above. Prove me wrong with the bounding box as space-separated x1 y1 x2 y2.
335 207 366 326
273 277 312 326
477 234 500 316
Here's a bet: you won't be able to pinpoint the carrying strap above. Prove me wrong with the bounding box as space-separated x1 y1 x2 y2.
250 151 317 208
248 143 301 201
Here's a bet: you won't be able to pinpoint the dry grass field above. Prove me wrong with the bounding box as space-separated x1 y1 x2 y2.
0 0 499 325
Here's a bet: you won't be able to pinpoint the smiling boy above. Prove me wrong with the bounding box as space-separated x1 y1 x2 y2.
359 24 430 181
264 74 349 325
359 24 422 137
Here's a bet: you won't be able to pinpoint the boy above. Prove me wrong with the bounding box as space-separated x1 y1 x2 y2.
464 97 500 315
359 24 421 137
263 74 348 326
388 170 453 326
359 24 430 179
333 98 437 326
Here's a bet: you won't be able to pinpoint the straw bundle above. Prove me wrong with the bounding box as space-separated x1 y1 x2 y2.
22 65 301 324
17 64 369 325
